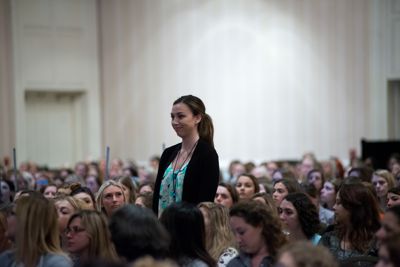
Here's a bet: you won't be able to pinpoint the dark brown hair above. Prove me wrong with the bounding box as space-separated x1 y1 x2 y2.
337 183 381 252
174 95 214 147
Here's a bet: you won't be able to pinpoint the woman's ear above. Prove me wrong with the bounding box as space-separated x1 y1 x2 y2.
195 115 202 124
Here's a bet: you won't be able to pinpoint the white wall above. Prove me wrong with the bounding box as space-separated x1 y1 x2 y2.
0 0 15 159
2 0 398 168
9 0 101 167
100 0 392 165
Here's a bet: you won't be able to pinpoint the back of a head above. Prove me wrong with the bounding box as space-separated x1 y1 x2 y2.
198 202 235 257
160 202 214 266
109 205 170 262
339 183 381 233
278 241 338 267
15 195 61 265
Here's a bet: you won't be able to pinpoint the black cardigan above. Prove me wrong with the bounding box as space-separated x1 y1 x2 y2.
152 138 220 215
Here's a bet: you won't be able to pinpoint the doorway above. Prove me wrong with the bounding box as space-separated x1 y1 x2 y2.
25 91 84 168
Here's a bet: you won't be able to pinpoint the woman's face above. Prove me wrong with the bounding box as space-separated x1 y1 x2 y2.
85 176 100 194
43 185 57 199
66 217 90 255
308 171 323 191
333 193 350 225
387 192 400 209
55 200 75 232
273 182 288 206
74 192 95 210
214 186 234 208
372 175 389 198
279 199 301 235
320 181 336 205
0 181 11 203
102 185 125 216
230 216 265 255
170 103 201 139
236 175 256 200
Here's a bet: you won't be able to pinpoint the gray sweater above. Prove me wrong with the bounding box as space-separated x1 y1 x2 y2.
0 250 72 267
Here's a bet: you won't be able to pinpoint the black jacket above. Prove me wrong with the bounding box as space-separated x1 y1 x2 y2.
152 138 219 215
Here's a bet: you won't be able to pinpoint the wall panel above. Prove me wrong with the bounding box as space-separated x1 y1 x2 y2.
100 0 379 165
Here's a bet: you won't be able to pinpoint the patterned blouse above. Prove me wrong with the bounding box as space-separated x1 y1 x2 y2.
158 162 188 215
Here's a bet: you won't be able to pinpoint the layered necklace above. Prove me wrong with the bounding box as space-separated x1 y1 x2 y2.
171 139 199 201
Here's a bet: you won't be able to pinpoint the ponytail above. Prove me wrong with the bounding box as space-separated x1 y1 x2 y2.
198 113 214 147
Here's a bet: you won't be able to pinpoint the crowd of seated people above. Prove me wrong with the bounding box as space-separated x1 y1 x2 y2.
0 152 400 267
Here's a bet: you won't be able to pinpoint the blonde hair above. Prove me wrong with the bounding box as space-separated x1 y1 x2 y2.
113 176 137 204
53 195 87 211
374 169 396 190
198 202 236 260
132 256 178 267
95 180 125 214
278 241 338 267
15 195 67 267
67 210 119 262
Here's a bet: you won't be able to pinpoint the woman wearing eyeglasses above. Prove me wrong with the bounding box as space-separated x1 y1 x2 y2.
65 210 119 266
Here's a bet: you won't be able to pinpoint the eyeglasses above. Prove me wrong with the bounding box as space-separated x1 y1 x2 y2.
64 226 86 235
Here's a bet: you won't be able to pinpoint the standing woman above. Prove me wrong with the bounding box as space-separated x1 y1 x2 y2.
153 95 220 216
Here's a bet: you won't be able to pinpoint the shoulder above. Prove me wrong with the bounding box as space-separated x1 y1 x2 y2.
162 143 181 156
0 250 15 267
181 258 209 267
197 139 216 153
219 247 239 267
226 255 246 267
43 253 73 267
319 230 339 246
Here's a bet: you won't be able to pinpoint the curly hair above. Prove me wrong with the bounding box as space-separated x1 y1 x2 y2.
230 200 286 259
337 183 381 253
283 193 320 239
